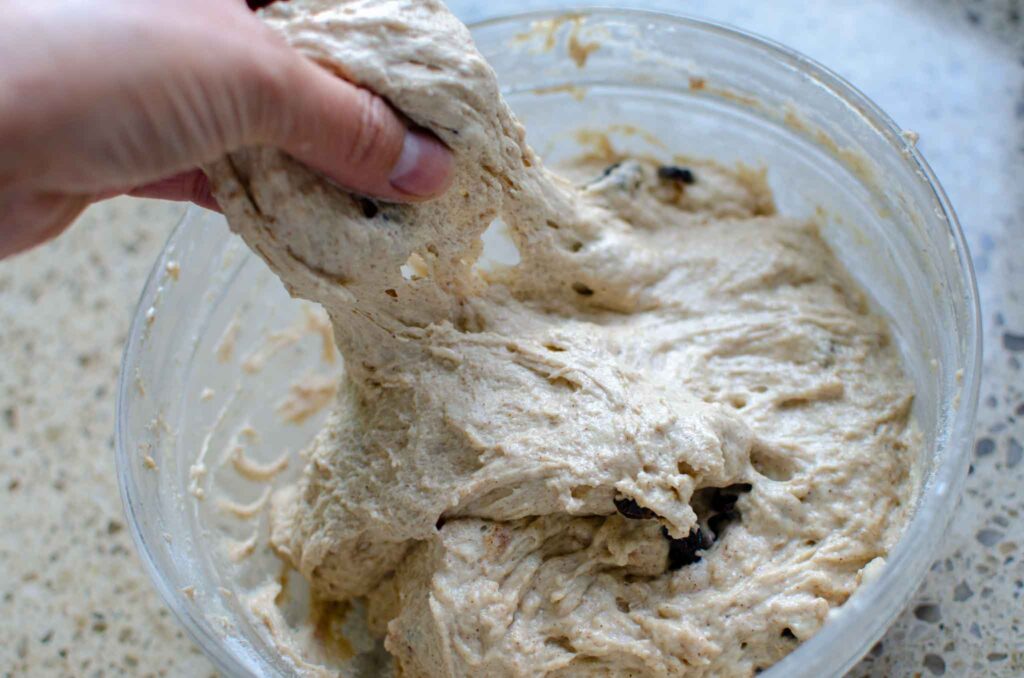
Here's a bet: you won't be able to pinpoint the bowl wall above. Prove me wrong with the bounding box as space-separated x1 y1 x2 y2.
117 9 980 677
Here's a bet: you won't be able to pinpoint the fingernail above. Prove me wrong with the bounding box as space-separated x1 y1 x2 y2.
389 129 454 198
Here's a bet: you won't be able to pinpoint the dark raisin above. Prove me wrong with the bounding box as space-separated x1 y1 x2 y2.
599 162 622 179
613 496 656 520
781 628 797 640
664 527 707 570
710 483 752 512
657 165 696 184
571 282 594 296
711 491 738 513
358 197 379 219
708 510 740 539
246 0 282 9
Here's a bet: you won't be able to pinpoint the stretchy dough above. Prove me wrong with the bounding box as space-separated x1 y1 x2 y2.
207 2 916 675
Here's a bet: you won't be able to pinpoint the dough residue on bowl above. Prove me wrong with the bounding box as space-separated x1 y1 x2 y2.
205 1 918 676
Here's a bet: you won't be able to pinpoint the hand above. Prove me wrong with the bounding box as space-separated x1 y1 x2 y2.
0 0 455 260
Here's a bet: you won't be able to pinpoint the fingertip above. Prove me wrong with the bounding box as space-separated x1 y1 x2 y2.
388 128 455 200
270 57 454 203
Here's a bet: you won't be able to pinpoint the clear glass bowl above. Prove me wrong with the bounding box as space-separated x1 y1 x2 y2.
116 9 981 677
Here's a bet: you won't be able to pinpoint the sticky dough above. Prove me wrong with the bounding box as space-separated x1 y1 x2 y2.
206 1 917 675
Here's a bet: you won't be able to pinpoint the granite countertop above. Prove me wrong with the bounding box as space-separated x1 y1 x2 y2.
1 1 1021 676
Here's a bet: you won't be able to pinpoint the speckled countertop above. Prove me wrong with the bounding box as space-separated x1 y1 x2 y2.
1 1 1021 676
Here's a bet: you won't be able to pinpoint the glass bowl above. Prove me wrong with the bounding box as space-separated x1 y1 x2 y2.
116 8 981 677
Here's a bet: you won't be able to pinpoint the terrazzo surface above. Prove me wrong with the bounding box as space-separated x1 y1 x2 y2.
1 0 1021 675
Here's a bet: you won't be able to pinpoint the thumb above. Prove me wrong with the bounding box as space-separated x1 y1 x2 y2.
264 56 455 202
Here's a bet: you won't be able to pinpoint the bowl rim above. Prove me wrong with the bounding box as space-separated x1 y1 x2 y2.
116 7 982 677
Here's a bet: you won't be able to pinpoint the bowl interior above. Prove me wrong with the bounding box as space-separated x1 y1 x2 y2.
117 9 980 678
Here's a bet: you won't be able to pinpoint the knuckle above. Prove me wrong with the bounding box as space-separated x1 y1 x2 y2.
240 53 296 144
346 90 394 167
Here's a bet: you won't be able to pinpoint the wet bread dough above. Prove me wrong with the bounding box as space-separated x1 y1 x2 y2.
206 1 917 676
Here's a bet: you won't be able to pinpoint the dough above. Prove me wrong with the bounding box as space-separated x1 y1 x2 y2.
206 1 917 676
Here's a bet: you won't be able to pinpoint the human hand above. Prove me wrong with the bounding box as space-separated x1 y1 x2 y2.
0 0 455 260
